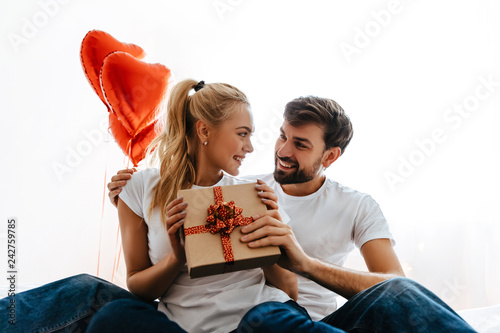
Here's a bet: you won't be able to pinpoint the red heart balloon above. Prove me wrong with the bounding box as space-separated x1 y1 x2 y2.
100 51 171 137
80 30 145 111
109 112 164 166
80 30 172 166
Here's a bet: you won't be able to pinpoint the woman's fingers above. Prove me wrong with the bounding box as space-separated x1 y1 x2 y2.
166 198 188 230
256 180 279 210
166 196 185 211
261 198 279 210
168 218 185 235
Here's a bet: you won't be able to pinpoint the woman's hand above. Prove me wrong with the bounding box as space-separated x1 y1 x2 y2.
255 179 278 210
165 197 188 265
118 196 186 301
244 209 297 300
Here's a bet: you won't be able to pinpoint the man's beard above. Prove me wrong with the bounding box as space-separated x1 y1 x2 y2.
273 155 323 185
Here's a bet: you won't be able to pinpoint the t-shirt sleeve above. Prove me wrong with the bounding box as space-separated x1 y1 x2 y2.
118 171 145 218
352 195 395 248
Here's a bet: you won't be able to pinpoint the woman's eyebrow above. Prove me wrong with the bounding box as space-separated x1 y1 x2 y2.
236 126 253 132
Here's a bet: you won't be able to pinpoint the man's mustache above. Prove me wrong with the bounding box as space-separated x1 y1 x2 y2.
276 155 298 167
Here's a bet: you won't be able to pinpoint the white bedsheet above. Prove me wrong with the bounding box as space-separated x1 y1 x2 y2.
458 304 500 333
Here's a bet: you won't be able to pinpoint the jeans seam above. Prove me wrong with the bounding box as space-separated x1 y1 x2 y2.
33 309 93 333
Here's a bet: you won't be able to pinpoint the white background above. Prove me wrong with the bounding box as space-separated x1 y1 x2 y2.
1 0 499 311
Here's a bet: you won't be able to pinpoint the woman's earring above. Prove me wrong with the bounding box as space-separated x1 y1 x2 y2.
203 141 208 146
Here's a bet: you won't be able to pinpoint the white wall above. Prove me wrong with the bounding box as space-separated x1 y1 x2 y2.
1 0 499 311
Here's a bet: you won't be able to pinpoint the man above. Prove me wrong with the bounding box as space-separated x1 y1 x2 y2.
107 96 475 332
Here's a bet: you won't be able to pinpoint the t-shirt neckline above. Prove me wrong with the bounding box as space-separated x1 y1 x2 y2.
276 177 328 201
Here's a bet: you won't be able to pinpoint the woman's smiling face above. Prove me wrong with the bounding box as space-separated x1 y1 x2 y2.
205 103 254 176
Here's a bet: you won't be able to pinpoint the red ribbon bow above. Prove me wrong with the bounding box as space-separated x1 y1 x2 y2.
184 186 253 263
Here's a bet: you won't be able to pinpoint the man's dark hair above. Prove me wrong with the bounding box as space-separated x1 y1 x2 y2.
283 96 353 154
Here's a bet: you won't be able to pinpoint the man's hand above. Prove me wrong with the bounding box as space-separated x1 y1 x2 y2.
240 210 311 275
107 168 136 207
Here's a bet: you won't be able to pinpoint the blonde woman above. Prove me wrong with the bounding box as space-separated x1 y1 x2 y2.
87 79 303 333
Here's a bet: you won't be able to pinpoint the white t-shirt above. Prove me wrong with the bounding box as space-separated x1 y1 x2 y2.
244 173 395 321
119 168 290 333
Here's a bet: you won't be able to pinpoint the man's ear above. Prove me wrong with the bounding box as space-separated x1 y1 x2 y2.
195 120 210 144
322 147 342 168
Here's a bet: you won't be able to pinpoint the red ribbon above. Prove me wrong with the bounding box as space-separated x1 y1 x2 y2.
184 186 253 263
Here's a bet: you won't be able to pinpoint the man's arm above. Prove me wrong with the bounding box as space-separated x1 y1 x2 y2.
300 239 404 299
108 168 136 206
240 216 405 300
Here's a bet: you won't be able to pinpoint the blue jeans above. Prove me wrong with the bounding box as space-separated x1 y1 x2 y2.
1 275 477 332
86 298 336 333
239 277 477 333
0 274 146 333
86 299 185 332
236 300 344 333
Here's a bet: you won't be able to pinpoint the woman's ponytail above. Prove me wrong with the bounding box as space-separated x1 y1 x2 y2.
148 80 198 226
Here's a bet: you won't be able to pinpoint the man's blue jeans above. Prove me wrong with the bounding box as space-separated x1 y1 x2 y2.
237 277 476 332
0 274 145 332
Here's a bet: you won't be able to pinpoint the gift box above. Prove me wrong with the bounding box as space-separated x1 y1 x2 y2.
178 183 281 278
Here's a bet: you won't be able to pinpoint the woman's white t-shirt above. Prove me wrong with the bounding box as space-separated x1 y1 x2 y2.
119 168 290 333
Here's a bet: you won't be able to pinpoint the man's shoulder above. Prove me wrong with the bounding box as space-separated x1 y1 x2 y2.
323 177 372 201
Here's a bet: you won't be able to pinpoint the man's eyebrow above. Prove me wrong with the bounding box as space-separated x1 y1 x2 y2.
294 137 312 146
280 127 312 146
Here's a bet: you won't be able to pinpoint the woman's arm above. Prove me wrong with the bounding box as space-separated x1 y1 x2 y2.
255 180 298 300
262 263 298 301
118 197 186 301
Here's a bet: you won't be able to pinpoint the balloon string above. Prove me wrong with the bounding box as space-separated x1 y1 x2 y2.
126 138 133 168
111 138 133 283
111 223 121 283
104 122 122 283
97 129 110 277
97 168 107 277
115 242 123 280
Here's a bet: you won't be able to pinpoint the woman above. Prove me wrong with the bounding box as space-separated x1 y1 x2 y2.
88 79 297 333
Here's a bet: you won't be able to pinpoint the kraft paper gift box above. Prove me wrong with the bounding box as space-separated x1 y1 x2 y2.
178 183 281 278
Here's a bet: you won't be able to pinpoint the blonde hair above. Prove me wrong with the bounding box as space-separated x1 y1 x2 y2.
146 79 249 227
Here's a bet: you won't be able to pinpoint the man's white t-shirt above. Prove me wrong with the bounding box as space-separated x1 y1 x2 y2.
245 173 395 321
119 168 290 333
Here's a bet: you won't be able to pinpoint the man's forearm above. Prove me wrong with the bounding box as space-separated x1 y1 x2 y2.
300 257 400 299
